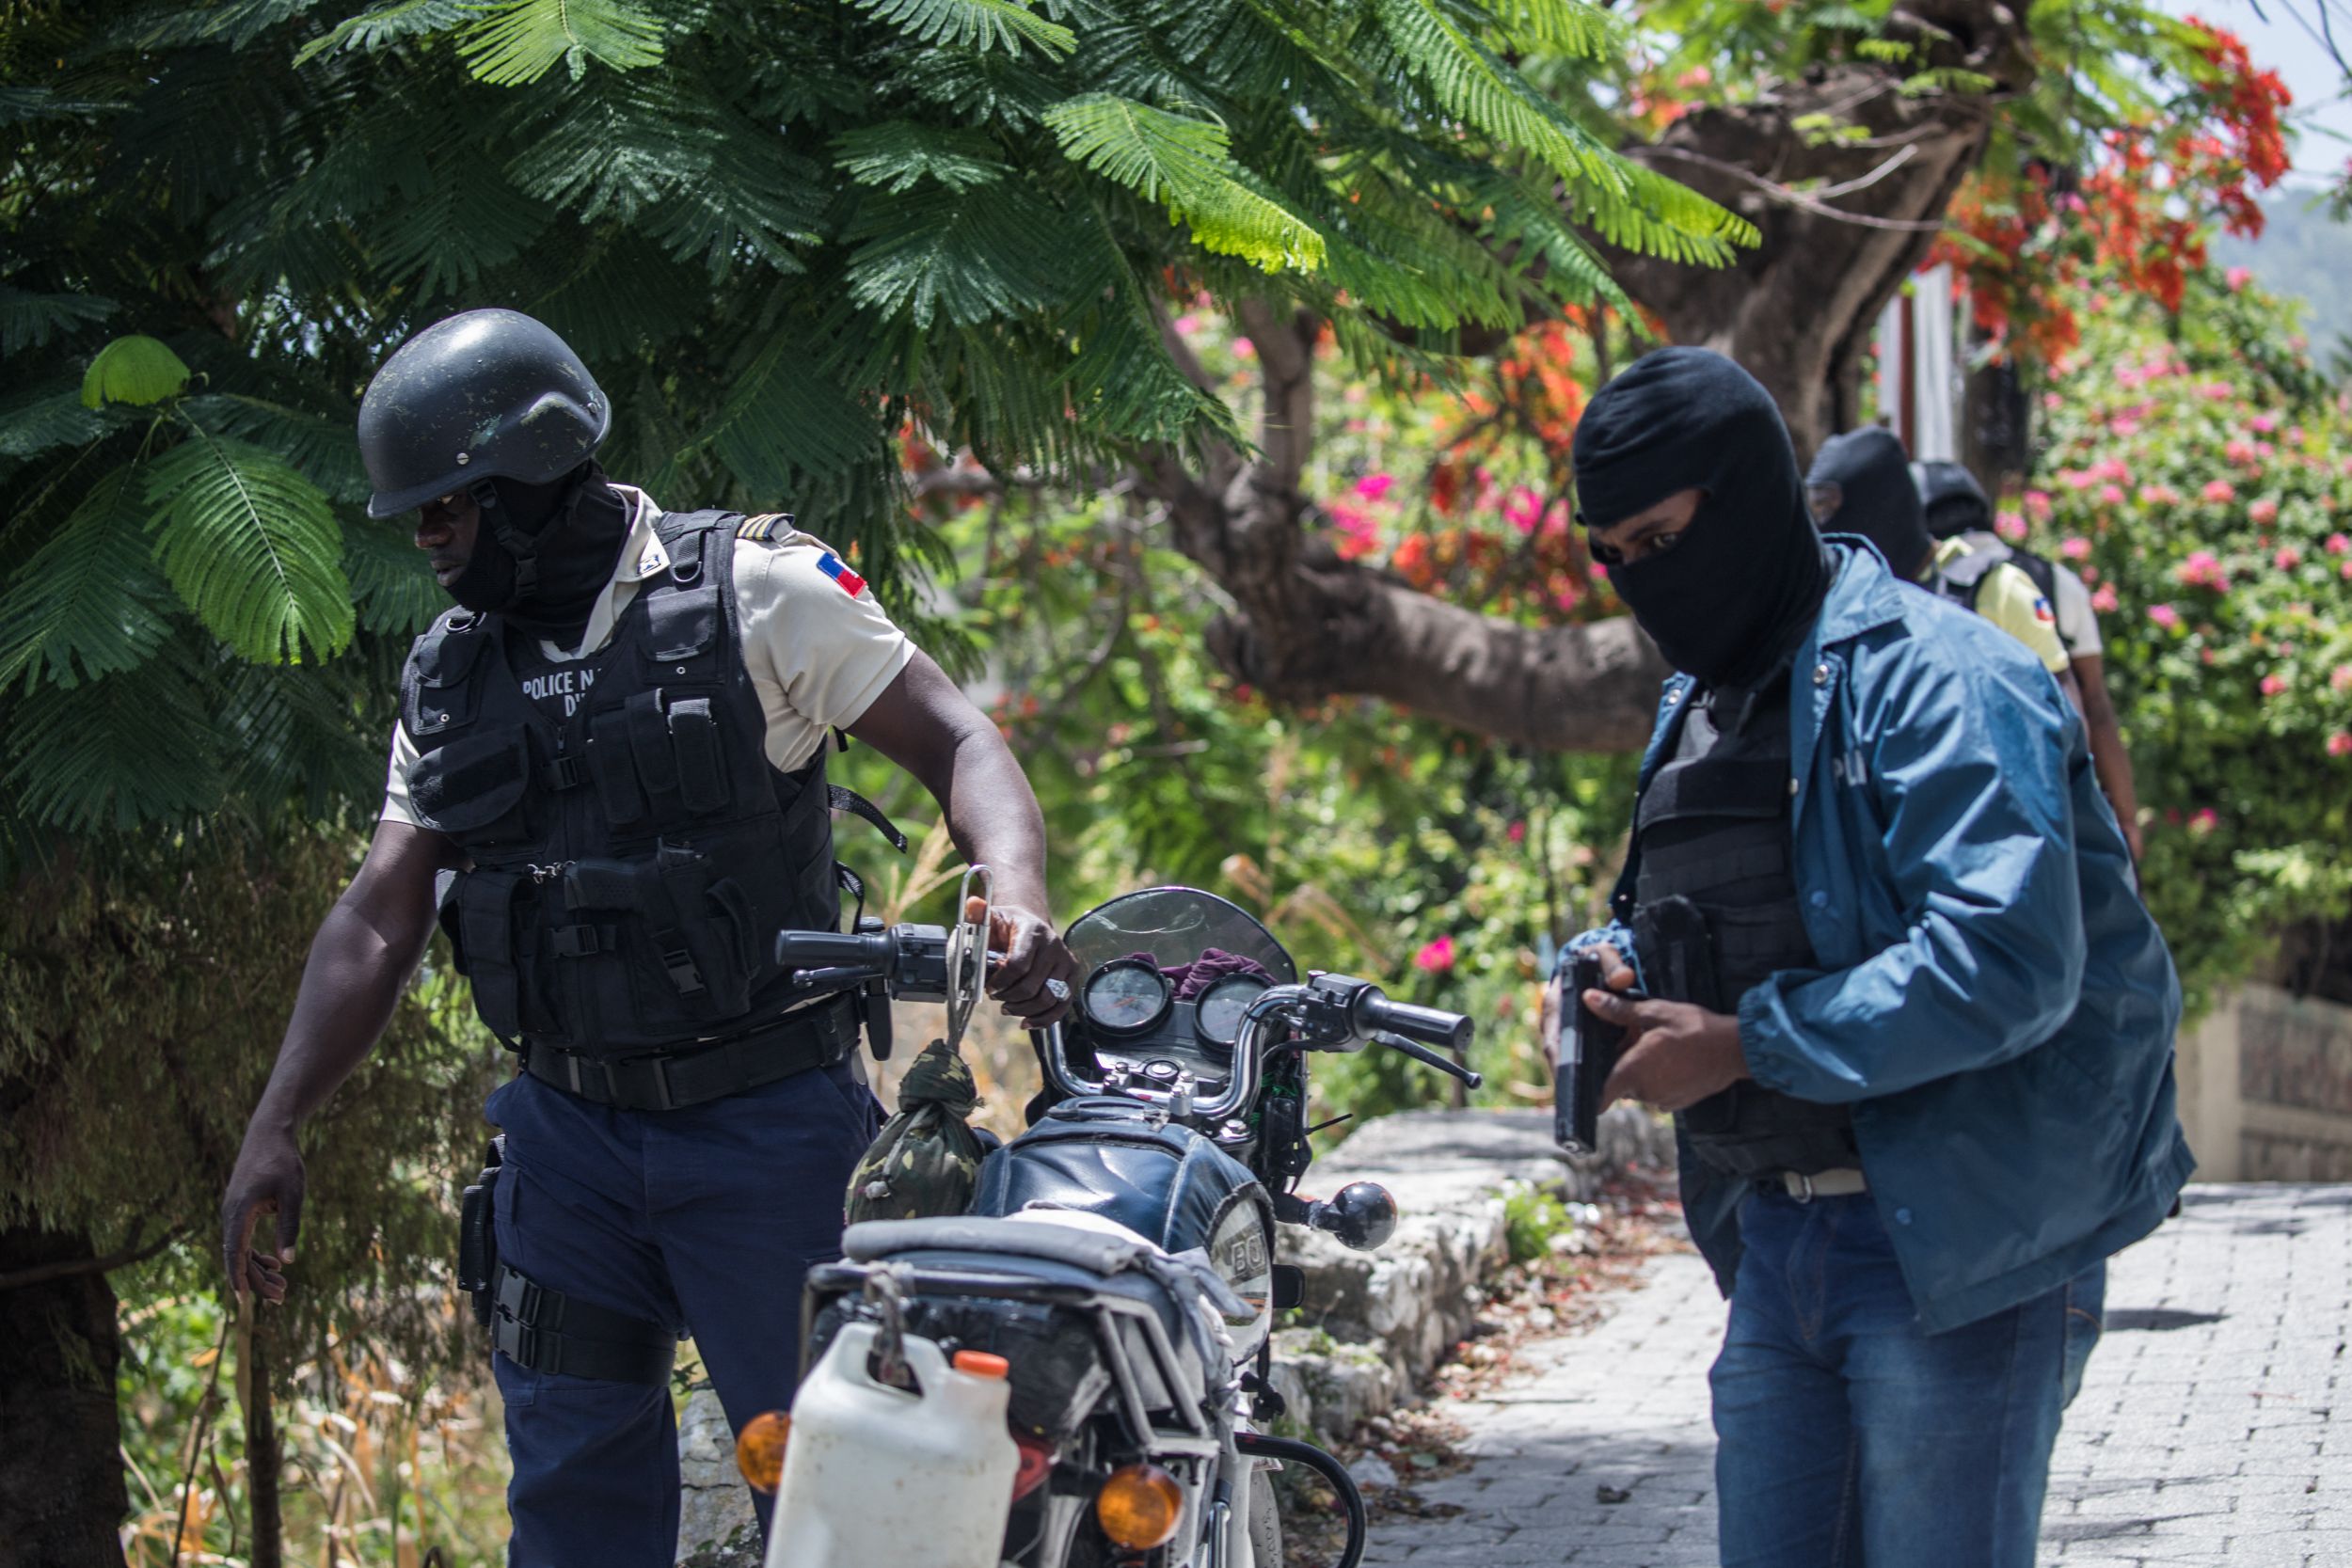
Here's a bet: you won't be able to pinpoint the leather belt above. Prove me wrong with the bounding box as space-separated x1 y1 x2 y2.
522 992 859 1111
1774 1166 1868 1201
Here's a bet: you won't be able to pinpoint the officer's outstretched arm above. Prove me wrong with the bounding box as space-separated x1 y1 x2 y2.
847 650 1077 1023
221 819 461 1303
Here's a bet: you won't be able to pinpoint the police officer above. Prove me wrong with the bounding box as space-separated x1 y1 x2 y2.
218 309 1077 1566
1559 349 2188 1567
1918 459 2145 858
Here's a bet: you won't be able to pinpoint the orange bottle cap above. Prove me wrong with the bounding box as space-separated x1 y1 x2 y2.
952 1349 1010 1379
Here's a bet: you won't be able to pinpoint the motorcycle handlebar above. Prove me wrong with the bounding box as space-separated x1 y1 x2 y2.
772 930 896 970
1355 990 1473 1054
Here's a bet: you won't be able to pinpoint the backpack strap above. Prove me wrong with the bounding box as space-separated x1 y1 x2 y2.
1936 545 2006 612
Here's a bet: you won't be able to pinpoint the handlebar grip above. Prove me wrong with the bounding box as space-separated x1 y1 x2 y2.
773 929 894 970
1359 991 1473 1053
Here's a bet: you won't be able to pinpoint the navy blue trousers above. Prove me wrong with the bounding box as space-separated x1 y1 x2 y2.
486 1058 882 1567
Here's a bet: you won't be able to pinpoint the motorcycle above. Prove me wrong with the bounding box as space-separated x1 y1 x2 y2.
744 880 1479 1568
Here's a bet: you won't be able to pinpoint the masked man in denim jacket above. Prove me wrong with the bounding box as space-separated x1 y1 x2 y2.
1558 348 2191 1567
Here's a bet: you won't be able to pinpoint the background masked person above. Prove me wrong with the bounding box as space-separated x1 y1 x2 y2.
1918 458 2145 859
1806 426 2082 707
1554 347 2190 1568
219 309 1078 1568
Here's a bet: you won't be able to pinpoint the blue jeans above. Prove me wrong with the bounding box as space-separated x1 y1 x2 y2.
487 1059 883 1568
1709 1188 2106 1568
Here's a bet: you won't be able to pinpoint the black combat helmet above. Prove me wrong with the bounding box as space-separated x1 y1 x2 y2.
358 309 611 518
1915 459 1994 540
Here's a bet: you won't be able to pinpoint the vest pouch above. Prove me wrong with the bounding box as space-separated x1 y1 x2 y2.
666 697 732 816
441 868 525 1041
644 585 723 679
587 707 648 829
405 618 486 739
561 850 755 1032
408 729 534 844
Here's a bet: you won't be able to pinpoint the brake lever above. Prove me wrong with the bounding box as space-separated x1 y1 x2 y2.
1372 1030 1483 1088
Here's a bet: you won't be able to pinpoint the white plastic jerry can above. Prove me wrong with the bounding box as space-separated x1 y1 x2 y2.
765 1322 1019 1568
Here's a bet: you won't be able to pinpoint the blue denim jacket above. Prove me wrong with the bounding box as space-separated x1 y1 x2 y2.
1568 542 2193 1334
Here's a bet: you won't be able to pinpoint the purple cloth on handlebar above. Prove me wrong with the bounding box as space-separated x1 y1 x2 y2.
1117 947 1277 1002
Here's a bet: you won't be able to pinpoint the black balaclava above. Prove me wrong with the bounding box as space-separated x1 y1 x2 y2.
1916 458 1994 541
1807 427 1931 580
446 460 631 641
1573 347 1829 690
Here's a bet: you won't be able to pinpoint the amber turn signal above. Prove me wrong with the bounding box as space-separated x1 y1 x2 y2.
1095 1463 1184 1549
735 1409 790 1494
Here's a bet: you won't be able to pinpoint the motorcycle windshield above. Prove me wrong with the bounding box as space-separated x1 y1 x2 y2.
1065 887 1296 984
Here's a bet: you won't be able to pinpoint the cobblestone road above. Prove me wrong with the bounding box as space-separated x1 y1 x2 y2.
1358 1184 2352 1567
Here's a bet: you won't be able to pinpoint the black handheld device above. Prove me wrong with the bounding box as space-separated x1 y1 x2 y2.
1553 952 1633 1154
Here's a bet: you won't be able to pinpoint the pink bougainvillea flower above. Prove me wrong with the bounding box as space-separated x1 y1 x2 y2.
2189 807 2220 835
2227 266 2254 291
2343 559 2352 581
2275 545 2300 570
2225 439 2258 465
2091 584 2120 613
2251 413 2279 435
1232 337 1257 360
2261 673 2289 697
2060 468 2096 492
2328 533 2350 555
2098 483 2126 506
1996 511 2029 542
1413 935 1457 974
1507 819 1528 845
2060 537 2092 561
2138 483 2184 507
2175 551 2229 590
2201 381 2234 402
1540 499 1571 539
2025 490 2054 519
2093 457 2130 483
1503 485 1542 534
1172 313 1203 337
2111 418 2140 437
2250 499 2280 526
2149 603 2183 628
2331 665 2352 693
1354 472 1395 501
2201 480 2236 504
2330 732 2352 758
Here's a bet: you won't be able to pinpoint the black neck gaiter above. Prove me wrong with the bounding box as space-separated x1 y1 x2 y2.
1573 348 1829 689
445 462 631 642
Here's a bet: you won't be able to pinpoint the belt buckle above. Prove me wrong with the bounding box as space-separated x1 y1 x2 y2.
1784 1170 1816 1204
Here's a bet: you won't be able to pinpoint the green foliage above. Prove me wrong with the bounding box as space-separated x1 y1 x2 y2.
1501 1179 1573 1264
80 333 191 407
2026 263 2352 1015
458 0 666 86
144 428 356 665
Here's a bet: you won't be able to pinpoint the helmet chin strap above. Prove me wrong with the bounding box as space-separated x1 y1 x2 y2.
469 476 542 597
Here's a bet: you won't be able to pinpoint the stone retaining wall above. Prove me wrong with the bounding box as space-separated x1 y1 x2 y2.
2177 983 2352 1181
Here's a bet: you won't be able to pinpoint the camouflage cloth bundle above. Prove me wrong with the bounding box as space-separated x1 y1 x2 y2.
844 1036 986 1223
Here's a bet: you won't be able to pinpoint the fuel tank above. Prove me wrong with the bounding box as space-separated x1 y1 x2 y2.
974 1097 1276 1359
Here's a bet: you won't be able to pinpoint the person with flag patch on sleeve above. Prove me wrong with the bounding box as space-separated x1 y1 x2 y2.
218 308 1077 1568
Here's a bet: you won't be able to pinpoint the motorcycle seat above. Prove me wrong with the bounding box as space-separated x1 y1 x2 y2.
845 1214 1160 1277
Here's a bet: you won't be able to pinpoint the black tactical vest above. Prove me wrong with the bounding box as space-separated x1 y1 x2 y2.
400 511 841 1059
1633 675 1857 1179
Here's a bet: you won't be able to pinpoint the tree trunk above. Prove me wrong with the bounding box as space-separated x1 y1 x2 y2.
0 1227 129 1568
245 1319 283 1568
1156 0 2038 751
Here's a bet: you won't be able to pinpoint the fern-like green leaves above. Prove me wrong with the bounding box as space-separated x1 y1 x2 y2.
81 335 192 408
1046 94 1326 274
850 0 1077 58
0 287 117 356
459 0 666 86
0 468 178 690
143 430 356 665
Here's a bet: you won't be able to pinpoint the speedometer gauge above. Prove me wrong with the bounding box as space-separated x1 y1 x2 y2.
1082 959 1171 1036
1193 974 1271 1047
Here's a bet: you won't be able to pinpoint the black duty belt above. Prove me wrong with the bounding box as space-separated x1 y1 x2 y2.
490 1262 676 1385
522 991 860 1111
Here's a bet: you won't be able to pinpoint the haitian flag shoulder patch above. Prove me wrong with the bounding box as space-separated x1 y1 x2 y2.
816 550 866 597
